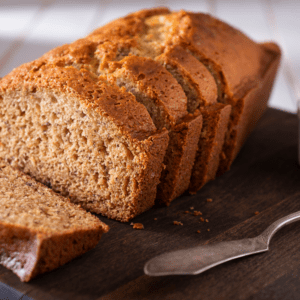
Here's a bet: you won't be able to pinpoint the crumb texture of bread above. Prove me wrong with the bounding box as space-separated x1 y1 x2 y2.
0 162 108 282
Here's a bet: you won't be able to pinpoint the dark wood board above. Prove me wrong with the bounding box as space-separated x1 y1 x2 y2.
1 107 300 300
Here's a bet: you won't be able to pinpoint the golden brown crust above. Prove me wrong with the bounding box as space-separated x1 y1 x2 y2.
164 11 269 98
0 223 106 282
154 44 229 193
87 7 170 42
132 129 170 215
105 55 203 204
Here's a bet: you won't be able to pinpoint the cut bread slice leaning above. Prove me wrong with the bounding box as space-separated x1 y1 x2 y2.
0 62 169 222
0 161 109 282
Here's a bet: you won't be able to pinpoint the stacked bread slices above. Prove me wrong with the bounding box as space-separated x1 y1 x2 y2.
0 8 281 223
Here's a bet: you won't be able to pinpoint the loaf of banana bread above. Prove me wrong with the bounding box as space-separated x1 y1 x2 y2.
0 8 280 219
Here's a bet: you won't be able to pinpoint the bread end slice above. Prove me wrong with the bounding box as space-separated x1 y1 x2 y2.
0 163 108 282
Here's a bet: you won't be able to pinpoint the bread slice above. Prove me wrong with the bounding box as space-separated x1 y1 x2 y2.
0 62 169 222
0 161 109 282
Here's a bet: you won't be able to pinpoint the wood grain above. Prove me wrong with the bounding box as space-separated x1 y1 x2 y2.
1 108 300 300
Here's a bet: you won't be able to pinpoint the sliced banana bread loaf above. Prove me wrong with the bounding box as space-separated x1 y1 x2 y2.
0 161 108 282
0 62 169 222
0 8 280 217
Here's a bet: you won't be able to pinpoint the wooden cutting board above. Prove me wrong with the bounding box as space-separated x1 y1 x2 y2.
1 107 300 300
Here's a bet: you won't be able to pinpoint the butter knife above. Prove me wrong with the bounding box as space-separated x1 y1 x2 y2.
144 211 300 276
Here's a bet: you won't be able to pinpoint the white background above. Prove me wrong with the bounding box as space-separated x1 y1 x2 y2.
0 0 299 113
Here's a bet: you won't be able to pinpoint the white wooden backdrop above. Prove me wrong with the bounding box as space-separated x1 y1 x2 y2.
0 0 299 113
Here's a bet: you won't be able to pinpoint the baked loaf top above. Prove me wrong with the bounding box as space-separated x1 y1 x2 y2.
86 8 273 99
0 161 108 282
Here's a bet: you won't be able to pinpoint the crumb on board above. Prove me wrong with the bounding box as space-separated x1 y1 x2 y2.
205 219 209 223
193 211 202 216
190 207 194 210
130 222 134 226
154 218 157 221
173 221 183 226
197 230 201 233
207 229 210 232
207 198 213 202
132 223 144 229
184 211 191 214
200 217 204 222
255 211 259 215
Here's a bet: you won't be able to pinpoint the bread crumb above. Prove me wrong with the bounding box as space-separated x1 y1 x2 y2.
207 198 213 202
207 229 210 232
193 210 202 216
255 211 259 215
197 230 201 233
130 222 134 226
205 219 209 223
200 217 204 222
190 207 194 210
184 211 191 214
154 218 157 221
132 223 144 229
173 221 183 226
